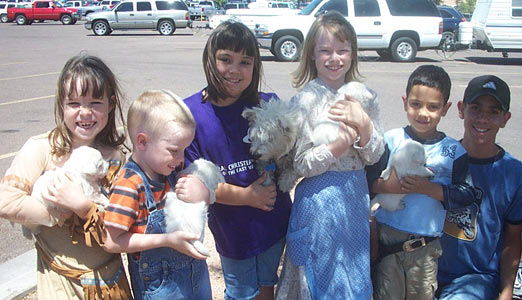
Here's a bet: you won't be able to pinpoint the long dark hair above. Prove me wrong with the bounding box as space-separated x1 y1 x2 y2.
202 21 262 104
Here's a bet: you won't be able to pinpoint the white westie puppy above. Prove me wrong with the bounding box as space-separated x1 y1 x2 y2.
241 99 302 192
370 139 435 211
164 159 225 257
26 146 109 234
311 81 376 146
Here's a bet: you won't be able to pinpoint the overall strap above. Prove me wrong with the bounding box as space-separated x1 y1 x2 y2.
124 160 157 212
166 173 177 192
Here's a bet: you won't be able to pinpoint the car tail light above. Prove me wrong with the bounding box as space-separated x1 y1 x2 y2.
201 7 204 12
185 11 188 20
439 21 443 34
110 4 114 8
461 17 466 22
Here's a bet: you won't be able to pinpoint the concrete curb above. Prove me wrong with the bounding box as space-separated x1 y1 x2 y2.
0 249 36 300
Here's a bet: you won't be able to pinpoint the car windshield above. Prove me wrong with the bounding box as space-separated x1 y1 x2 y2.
298 0 321 15
55 2 64 7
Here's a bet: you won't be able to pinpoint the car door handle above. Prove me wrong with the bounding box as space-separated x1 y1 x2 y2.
130 13 134 16
374 21 381 25
147 13 151 16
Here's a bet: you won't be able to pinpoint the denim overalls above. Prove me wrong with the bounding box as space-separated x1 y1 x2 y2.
125 161 212 300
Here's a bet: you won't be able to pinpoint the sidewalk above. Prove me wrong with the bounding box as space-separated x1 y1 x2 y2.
0 249 36 300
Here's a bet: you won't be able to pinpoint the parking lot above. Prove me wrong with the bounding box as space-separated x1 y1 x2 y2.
0 19 521 264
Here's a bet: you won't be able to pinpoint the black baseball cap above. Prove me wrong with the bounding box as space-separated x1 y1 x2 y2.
463 75 510 111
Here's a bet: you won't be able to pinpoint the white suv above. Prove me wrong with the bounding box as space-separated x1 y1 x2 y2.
85 0 190 35
255 0 442 62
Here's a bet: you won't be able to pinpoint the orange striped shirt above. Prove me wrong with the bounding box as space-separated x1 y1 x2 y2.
105 167 172 234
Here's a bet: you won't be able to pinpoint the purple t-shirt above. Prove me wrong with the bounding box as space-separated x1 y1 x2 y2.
184 90 292 260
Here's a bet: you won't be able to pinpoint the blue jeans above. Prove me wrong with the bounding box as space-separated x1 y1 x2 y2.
124 160 212 300
220 238 285 300
437 272 499 300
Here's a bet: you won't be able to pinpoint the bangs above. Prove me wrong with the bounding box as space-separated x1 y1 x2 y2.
214 26 258 58
65 67 108 100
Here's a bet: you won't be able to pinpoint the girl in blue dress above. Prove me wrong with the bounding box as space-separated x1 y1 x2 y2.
276 11 384 300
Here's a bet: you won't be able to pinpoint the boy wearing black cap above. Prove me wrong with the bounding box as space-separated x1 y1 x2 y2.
437 75 522 300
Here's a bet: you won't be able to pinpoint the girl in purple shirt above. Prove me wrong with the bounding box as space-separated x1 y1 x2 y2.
184 21 292 300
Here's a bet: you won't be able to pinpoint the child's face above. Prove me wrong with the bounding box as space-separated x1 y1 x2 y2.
215 49 254 103
402 85 451 140
458 95 511 150
63 84 113 148
312 28 352 90
140 123 195 180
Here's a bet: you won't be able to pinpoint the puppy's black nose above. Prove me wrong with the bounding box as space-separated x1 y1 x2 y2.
252 152 262 160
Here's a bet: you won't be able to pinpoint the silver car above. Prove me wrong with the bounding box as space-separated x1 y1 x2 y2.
84 0 191 36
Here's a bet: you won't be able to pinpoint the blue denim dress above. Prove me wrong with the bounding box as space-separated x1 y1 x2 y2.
124 161 212 300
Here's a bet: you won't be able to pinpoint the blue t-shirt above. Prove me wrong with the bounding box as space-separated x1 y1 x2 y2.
184 90 292 260
438 147 522 283
368 126 474 237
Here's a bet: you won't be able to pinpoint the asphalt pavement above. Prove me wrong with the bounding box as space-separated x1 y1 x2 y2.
0 19 521 299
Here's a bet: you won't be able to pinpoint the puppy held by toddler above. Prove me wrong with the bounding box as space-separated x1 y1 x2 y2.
164 158 225 257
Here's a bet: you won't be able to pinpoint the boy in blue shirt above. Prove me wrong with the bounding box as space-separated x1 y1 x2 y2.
437 75 522 300
367 65 475 300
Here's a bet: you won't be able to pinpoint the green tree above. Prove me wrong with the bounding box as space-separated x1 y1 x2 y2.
457 0 476 14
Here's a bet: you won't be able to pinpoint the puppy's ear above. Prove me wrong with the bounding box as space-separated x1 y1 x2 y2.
241 108 256 122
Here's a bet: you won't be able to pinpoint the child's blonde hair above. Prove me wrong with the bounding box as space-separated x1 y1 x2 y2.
127 90 195 146
292 11 361 89
50 54 126 157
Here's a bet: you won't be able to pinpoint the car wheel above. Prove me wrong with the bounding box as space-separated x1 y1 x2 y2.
61 14 72 25
15 14 26 25
1 14 9 23
390 37 417 62
440 32 456 51
273 35 301 62
158 20 175 35
376 49 391 60
93 20 111 35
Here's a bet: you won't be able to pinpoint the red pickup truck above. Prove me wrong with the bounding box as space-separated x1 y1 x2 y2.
7 0 78 25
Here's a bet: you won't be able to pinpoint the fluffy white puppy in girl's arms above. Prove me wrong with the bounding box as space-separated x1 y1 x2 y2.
26 145 108 235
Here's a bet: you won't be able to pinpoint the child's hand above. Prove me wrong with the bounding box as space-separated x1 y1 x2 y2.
245 173 277 212
166 231 208 260
175 175 210 205
400 176 443 201
43 172 91 219
329 96 373 146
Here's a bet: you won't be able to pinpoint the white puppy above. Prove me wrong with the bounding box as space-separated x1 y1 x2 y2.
164 159 225 257
27 146 109 234
241 99 302 192
311 81 375 146
370 140 435 211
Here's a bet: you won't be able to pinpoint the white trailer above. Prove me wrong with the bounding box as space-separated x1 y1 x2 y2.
471 0 522 56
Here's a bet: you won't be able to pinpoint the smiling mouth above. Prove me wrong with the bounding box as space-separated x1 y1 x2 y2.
326 65 343 71
473 126 489 133
77 121 96 129
225 78 240 84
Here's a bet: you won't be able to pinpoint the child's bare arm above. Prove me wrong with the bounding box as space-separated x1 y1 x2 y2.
103 226 207 260
175 175 210 204
371 167 403 194
400 175 444 201
215 173 276 212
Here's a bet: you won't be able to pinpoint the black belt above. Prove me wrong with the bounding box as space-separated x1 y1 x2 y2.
380 235 437 259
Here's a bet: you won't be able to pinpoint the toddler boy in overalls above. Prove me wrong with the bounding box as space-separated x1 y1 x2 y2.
103 90 212 300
